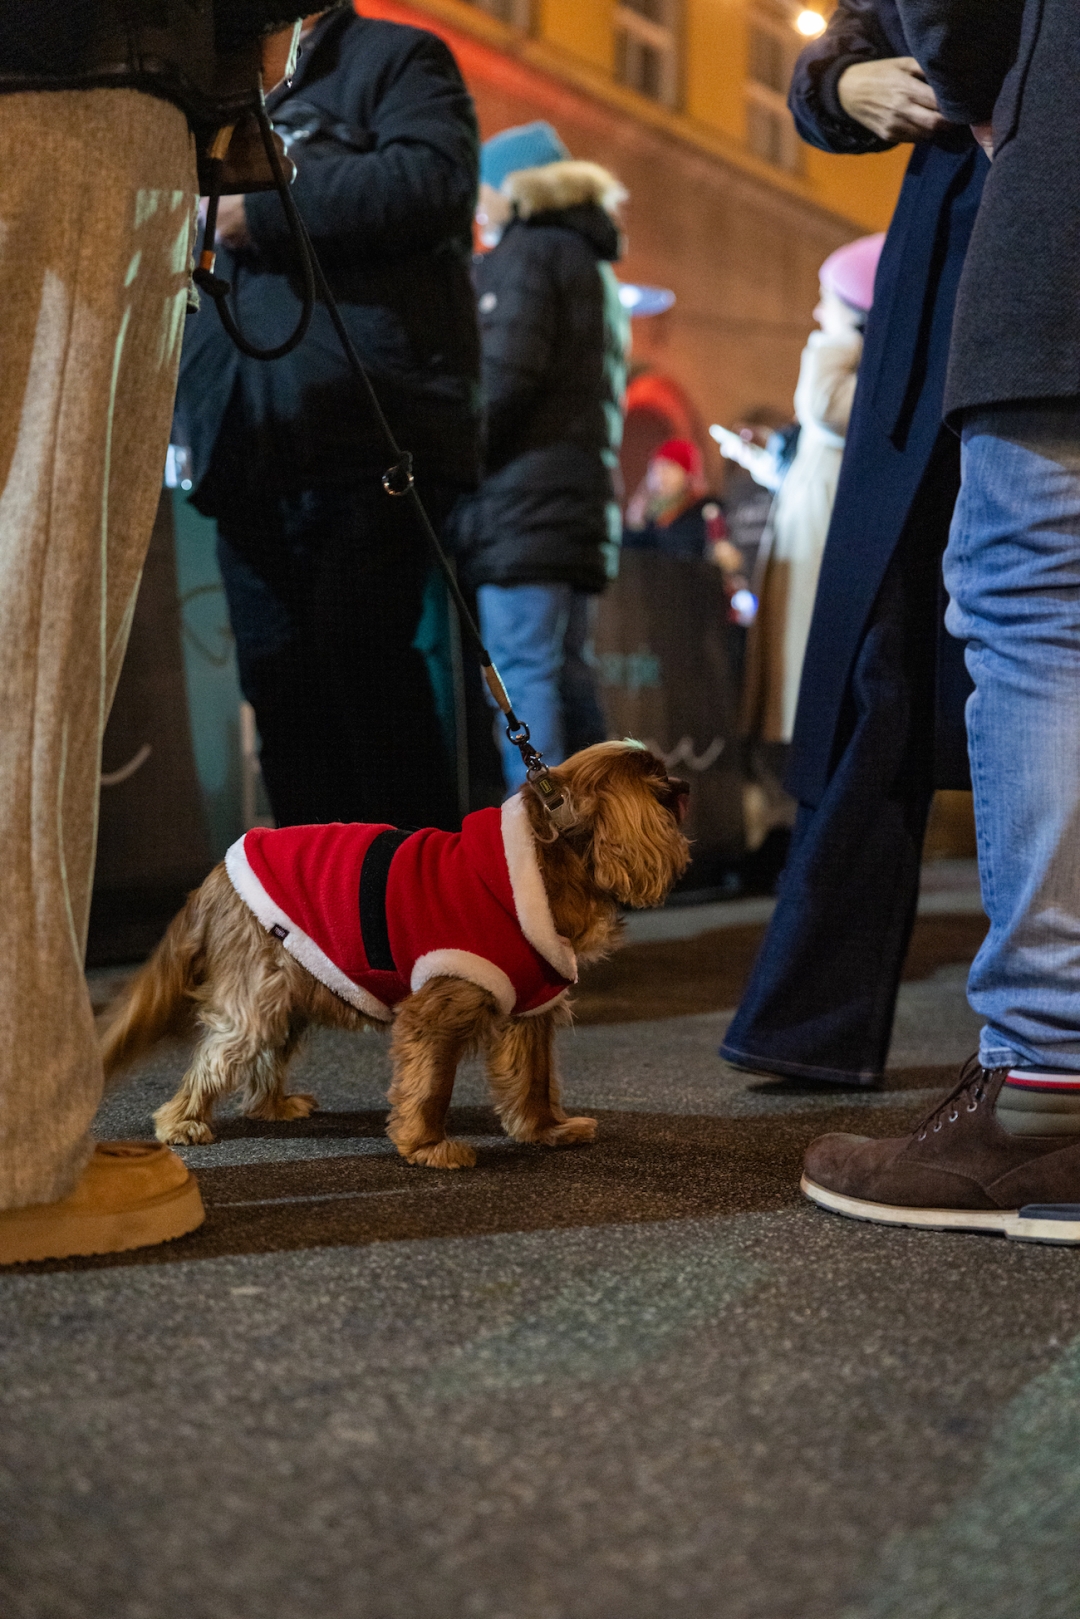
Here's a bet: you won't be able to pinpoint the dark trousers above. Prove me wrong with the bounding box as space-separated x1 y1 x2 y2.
720 436 961 1085
216 479 463 830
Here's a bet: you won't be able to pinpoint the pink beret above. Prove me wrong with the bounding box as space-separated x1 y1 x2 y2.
819 232 886 313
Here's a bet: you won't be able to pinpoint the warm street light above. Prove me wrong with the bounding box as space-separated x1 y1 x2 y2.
795 9 826 35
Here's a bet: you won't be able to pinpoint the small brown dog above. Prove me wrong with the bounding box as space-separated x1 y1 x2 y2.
101 741 689 1168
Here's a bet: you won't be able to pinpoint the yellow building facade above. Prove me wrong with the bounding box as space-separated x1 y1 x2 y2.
359 0 908 477
402 0 906 232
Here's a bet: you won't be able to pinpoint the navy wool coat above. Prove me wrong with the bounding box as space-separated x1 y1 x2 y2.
785 0 988 804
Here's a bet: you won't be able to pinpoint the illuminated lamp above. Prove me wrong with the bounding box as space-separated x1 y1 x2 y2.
795 9 826 35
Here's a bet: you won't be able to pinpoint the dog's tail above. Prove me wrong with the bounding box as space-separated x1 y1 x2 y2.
99 882 208 1081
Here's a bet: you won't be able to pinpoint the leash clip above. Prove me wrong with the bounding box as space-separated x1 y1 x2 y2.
511 726 576 832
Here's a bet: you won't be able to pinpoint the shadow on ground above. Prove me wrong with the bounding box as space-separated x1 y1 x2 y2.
10 1099 931 1274
34 908 981 1281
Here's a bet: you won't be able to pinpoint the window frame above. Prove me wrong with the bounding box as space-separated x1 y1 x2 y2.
745 9 805 174
465 0 532 30
614 0 682 110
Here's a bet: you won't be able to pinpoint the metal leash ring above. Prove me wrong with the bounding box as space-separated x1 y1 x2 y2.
381 456 415 497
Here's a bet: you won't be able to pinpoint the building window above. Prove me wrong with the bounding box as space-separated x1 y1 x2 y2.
615 0 681 109
465 0 531 27
745 11 803 173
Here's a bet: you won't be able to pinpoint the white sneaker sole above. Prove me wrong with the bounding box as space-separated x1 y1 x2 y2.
801 1175 1080 1245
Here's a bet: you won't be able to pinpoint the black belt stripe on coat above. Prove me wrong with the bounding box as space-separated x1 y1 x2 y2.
358 828 413 971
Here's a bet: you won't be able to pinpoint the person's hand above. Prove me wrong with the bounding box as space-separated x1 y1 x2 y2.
215 194 252 252
711 539 745 576
971 122 994 160
837 57 949 143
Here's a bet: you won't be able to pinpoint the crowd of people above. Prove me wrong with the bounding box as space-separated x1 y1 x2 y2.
173 14 866 838
178 10 878 862
3 0 1080 1258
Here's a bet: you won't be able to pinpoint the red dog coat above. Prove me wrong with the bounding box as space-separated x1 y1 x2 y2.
224 797 576 1021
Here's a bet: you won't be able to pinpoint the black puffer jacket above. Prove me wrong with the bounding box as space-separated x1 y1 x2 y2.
452 162 630 595
174 10 481 510
623 497 720 563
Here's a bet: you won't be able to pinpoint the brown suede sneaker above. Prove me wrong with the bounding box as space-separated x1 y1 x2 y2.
801 1058 1080 1244
0 1142 204 1264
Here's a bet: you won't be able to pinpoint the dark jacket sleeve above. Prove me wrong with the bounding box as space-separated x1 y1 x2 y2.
788 0 900 154
894 0 1025 124
245 31 477 258
479 233 560 470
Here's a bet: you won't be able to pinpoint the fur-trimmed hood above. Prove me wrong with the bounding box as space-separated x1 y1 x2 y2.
500 161 625 263
503 160 628 222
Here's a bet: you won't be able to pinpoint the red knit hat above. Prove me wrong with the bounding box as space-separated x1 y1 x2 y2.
652 437 702 477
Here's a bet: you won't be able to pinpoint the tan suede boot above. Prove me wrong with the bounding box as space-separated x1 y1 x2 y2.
0 1142 204 1264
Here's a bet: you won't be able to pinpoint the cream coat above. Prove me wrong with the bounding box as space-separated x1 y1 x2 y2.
745 328 862 744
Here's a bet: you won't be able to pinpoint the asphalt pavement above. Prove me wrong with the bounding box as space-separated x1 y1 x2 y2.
2 870 1078 1619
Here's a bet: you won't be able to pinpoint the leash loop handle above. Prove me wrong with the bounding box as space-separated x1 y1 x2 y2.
195 105 315 361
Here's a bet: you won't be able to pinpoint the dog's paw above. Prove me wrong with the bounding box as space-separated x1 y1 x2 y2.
404 1138 477 1170
154 1115 216 1146
537 1115 598 1147
245 1091 318 1122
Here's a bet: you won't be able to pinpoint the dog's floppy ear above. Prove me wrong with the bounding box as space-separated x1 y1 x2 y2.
582 749 688 908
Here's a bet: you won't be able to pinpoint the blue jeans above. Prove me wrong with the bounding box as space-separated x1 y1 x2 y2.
946 403 1080 1071
477 583 607 789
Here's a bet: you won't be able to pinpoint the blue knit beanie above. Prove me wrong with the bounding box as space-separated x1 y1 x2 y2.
480 121 571 190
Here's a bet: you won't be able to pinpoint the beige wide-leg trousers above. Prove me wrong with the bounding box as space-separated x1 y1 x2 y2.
0 91 196 1208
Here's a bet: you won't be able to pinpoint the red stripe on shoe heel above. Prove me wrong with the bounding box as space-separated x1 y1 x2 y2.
1005 1071 1080 1092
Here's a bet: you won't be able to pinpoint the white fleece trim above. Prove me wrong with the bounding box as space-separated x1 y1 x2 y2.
410 950 516 1016
224 837 392 1022
500 795 578 982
